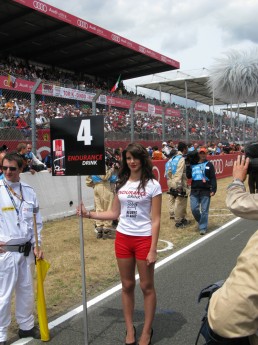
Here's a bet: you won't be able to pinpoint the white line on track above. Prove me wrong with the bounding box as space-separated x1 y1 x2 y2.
11 217 240 344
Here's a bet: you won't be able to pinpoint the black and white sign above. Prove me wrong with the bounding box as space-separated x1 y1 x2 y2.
50 116 105 176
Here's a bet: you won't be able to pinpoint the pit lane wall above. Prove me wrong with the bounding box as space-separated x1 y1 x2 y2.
19 154 237 222
20 171 94 221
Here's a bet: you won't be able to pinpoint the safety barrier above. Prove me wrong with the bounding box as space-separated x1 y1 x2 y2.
152 154 239 192
20 171 94 221
19 154 237 221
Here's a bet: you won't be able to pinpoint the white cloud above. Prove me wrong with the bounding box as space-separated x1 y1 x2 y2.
43 0 258 105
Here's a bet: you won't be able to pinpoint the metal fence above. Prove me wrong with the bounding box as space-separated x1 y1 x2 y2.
0 79 257 159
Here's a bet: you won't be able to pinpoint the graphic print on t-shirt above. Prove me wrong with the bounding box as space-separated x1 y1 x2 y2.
126 200 138 218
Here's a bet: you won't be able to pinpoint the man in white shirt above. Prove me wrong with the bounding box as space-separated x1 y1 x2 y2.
0 152 43 344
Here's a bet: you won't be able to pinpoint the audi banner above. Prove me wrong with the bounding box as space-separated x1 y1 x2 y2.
50 116 105 176
152 154 241 192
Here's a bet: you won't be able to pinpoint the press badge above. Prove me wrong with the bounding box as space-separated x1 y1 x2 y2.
2 207 15 211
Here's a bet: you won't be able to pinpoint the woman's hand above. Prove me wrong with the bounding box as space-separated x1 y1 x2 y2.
76 201 87 217
146 249 157 266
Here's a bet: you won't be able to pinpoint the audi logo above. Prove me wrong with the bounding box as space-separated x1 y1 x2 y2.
139 46 146 54
210 159 224 174
3 79 18 88
152 166 160 182
33 1 47 12
77 19 88 29
111 34 120 43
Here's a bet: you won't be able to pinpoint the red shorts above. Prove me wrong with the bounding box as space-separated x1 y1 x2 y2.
115 231 152 260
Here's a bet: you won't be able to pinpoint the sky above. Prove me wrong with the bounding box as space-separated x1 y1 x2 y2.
43 0 258 108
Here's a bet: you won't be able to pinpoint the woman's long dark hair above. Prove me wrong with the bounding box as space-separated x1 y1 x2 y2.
116 142 156 192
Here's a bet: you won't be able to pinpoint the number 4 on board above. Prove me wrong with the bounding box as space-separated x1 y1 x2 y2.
77 119 93 145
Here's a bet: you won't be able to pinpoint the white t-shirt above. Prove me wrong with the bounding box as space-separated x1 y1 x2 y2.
116 179 162 236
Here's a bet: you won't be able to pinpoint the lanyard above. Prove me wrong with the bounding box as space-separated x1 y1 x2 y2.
3 181 23 225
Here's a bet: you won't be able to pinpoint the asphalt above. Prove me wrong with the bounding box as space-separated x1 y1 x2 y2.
11 218 258 345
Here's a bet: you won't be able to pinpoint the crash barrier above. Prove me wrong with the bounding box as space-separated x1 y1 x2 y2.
19 154 238 221
20 171 94 221
152 153 240 192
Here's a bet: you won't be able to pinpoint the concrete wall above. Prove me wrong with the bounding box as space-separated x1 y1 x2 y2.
20 171 94 221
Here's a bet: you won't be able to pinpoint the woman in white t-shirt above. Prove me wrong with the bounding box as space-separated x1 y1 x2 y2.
77 143 162 345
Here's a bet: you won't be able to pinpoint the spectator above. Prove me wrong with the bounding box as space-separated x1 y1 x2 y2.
25 144 46 172
186 147 217 235
0 145 8 153
16 143 35 174
152 146 166 160
161 142 171 158
43 153 52 173
16 115 31 138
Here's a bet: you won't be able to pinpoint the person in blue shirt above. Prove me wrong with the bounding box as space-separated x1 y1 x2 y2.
186 147 217 235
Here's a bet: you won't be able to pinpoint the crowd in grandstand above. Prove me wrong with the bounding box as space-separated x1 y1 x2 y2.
0 55 256 145
0 94 255 143
0 56 158 103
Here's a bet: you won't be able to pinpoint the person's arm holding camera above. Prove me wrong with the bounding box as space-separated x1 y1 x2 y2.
226 155 258 219
207 154 258 344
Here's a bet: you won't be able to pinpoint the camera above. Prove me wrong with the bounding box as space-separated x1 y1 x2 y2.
105 150 120 169
245 142 258 173
185 150 199 165
167 187 187 198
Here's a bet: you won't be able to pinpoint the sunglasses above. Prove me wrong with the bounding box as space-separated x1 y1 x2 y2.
2 166 17 171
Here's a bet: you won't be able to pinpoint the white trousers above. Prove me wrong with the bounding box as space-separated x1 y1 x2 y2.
0 251 34 342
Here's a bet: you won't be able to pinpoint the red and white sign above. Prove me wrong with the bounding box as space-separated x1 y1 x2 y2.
0 75 181 116
152 154 240 192
0 76 43 93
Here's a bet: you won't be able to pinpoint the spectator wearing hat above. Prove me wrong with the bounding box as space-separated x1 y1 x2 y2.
161 142 171 158
216 143 223 154
0 145 8 153
186 147 217 235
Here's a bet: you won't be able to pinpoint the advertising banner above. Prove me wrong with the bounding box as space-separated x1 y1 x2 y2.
50 116 105 176
152 154 239 192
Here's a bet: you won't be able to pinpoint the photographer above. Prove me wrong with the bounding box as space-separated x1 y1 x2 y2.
204 156 257 344
186 147 217 235
85 151 118 239
245 143 258 194
166 142 190 228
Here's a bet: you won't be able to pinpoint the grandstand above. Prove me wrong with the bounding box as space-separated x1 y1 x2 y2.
0 0 256 158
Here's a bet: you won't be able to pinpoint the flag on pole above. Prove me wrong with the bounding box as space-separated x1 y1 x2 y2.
110 75 121 92
7 74 16 87
36 258 50 341
33 213 50 341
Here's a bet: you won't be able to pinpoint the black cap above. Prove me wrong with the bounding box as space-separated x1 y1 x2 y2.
0 144 8 152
